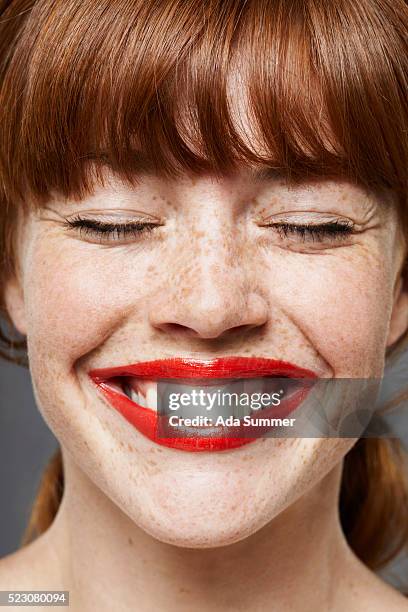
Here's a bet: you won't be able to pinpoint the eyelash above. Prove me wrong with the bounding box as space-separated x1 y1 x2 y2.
65 218 354 243
269 221 354 242
65 217 159 241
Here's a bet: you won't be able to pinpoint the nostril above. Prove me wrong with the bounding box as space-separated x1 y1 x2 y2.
153 320 266 340
149 292 269 339
155 322 196 334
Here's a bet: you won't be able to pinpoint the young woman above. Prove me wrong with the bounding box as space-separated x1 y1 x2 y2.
0 1 408 610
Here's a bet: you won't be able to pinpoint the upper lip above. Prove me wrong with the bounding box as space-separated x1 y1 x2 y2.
89 356 318 382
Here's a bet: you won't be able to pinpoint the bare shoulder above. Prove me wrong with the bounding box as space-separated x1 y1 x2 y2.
0 543 42 590
0 533 61 590
361 580 408 612
345 557 408 612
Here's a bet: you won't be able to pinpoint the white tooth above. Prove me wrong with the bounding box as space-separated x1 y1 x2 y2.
127 379 157 410
135 379 148 398
146 383 157 412
130 388 144 407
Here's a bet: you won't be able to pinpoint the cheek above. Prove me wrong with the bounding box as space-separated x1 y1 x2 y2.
23 239 159 443
262 247 393 376
24 240 165 368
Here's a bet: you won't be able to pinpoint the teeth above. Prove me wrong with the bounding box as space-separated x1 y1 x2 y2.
124 379 157 411
130 388 145 408
146 385 158 411
120 378 293 415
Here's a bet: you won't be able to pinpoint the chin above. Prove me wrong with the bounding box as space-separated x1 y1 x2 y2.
133 510 265 549
110 467 285 549
142 526 256 549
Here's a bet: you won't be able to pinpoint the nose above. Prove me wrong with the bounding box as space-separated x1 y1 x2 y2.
150 290 268 340
149 242 269 341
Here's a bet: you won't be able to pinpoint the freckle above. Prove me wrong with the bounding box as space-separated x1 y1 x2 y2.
179 587 191 594
127 444 134 452
128 537 133 546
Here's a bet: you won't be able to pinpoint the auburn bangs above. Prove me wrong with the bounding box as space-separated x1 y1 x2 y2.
0 0 407 206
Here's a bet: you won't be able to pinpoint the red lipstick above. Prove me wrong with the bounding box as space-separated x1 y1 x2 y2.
89 357 317 452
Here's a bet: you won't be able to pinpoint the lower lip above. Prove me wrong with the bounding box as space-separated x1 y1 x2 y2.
93 381 314 452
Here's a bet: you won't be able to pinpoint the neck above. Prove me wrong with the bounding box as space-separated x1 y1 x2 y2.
45 452 356 612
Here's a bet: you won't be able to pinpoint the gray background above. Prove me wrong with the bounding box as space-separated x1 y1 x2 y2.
0 355 407 588
0 360 57 556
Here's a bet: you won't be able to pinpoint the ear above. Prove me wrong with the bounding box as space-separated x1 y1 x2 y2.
387 268 408 347
3 276 27 336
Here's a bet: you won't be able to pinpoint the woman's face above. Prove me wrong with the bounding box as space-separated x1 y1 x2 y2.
5 168 408 546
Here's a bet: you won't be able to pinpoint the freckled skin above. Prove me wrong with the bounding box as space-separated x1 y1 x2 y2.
8 171 406 548
3 170 408 611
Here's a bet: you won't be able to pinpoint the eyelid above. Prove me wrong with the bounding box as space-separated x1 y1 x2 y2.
256 211 355 227
64 210 164 225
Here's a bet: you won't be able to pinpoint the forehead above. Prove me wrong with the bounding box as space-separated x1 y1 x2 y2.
52 164 391 223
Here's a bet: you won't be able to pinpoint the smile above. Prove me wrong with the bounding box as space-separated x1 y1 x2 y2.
88 357 317 452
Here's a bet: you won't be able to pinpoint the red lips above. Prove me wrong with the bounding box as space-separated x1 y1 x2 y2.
89 357 317 452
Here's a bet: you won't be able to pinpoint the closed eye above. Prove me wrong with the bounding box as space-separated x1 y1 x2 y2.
264 220 355 242
64 217 161 242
